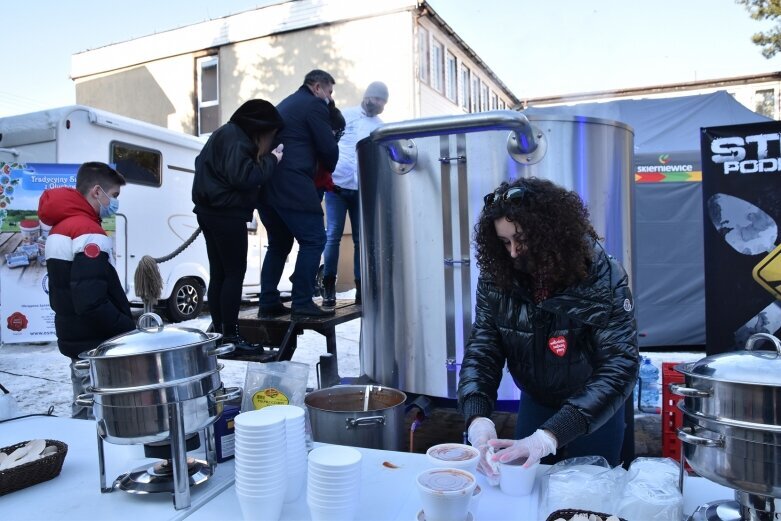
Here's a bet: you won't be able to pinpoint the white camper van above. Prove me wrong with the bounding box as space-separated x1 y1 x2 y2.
0 105 294 323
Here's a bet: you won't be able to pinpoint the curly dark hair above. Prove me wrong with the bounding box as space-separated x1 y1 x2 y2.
474 177 600 293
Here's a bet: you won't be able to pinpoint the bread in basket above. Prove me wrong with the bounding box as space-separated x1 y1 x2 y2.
0 439 68 495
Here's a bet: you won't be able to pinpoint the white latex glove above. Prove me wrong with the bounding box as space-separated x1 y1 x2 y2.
271 143 284 163
488 429 558 468
467 417 500 485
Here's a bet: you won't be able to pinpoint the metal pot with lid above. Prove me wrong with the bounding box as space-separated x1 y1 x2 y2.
74 313 238 444
75 313 233 392
675 333 781 507
672 332 781 428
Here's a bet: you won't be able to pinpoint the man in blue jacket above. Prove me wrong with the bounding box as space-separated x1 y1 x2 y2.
258 70 339 318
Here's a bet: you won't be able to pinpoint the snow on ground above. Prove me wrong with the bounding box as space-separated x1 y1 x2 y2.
0 293 362 419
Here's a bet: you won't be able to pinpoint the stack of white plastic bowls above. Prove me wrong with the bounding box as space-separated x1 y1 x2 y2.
307 445 362 521
234 408 288 521
264 404 307 502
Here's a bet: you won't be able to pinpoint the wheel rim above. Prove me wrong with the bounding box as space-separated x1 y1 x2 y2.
176 284 199 317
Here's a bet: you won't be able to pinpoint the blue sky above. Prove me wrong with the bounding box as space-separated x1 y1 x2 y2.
1 0 778 116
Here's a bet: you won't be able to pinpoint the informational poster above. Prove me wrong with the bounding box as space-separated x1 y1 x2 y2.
701 121 781 355
0 163 78 344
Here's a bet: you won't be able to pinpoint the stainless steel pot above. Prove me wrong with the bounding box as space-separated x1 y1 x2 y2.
74 313 234 392
89 369 223 406
672 333 781 427
305 385 407 451
678 417 781 498
78 386 241 444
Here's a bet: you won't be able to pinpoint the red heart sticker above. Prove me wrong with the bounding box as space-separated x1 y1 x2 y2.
548 336 567 357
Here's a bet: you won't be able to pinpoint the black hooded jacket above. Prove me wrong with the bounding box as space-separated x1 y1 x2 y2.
457 241 639 447
192 122 278 221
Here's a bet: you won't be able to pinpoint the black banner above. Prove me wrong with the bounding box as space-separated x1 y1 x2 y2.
701 121 781 355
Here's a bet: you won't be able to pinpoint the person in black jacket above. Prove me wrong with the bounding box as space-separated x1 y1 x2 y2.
193 99 284 350
457 177 639 479
257 70 339 318
39 162 135 419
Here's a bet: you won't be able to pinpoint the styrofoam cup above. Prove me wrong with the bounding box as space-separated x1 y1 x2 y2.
470 484 483 516
308 445 362 470
426 443 480 473
417 468 476 521
498 458 538 496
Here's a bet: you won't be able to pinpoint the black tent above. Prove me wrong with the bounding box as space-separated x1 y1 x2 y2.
525 91 771 347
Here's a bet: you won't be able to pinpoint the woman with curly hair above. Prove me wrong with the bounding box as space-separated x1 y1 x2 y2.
457 177 639 479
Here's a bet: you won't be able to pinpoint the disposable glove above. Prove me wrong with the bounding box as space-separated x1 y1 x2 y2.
467 417 500 485
488 429 558 468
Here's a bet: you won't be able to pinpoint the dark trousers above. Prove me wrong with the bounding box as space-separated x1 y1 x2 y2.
258 204 326 307
197 213 248 332
323 188 361 280
515 392 627 466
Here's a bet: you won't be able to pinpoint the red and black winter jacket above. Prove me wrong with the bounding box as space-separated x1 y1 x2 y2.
38 188 134 359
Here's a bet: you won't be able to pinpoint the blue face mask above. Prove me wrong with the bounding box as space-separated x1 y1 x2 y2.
98 187 119 218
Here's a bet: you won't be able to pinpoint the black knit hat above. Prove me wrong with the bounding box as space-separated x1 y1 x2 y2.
229 99 284 139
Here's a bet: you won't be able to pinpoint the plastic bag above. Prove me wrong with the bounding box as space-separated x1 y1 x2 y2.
241 361 313 448
615 457 683 521
0 383 19 421
539 457 627 517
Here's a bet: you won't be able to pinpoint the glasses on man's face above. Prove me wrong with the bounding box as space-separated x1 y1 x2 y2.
483 186 527 207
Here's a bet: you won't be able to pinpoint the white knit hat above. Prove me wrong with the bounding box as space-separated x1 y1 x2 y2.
364 81 389 101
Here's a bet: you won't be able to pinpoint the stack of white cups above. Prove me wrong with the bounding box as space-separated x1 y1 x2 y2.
263 404 307 502
307 445 362 521
233 407 288 521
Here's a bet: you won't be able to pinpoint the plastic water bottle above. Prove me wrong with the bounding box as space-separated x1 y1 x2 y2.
639 357 660 413
633 356 645 408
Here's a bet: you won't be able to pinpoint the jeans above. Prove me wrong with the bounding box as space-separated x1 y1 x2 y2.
70 358 93 420
197 213 248 332
515 392 627 466
323 188 360 280
258 204 326 307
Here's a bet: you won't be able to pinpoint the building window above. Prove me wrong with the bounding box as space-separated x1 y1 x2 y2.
431 40 444 93
197 56 219 136
471 75 479 113
499 99 506 110
418 27 429 84
460 65 471 111
490 92 498 110
110 141 162 187
754 88 776 118
445 52 457 101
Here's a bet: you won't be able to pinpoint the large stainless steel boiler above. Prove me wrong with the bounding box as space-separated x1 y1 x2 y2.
357 111 634 400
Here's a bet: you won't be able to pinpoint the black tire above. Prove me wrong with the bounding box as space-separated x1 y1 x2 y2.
314 264 325 298
166 277 205 322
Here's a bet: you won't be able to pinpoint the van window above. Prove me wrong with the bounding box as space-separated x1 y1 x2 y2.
110 141 162 187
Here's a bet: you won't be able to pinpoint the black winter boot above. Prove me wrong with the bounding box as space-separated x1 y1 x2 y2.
322 275 337 307
221 324 260 352
354 279 361 305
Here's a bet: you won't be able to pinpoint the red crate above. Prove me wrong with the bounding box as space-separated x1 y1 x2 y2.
661 362 692 471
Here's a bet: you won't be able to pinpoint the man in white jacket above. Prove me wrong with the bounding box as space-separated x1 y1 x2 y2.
321 81 389 306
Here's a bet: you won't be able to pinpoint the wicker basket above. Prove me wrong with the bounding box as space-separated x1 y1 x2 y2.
0 439 68 496
545 509 627 521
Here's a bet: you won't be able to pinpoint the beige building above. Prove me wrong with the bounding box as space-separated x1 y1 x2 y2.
70 0 519 289
522 71 781 120
71 0 519 133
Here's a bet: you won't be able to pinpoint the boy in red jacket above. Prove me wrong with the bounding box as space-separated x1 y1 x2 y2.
38 162 135 419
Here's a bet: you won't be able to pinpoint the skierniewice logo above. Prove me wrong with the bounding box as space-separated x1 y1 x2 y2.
711 132 781 174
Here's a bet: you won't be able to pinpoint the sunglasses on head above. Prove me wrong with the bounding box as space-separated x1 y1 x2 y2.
483 186 528 207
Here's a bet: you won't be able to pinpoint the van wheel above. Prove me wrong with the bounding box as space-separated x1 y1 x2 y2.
166 278 204 322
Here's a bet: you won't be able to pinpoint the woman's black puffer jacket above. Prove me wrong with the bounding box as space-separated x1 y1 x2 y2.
457 241 639 447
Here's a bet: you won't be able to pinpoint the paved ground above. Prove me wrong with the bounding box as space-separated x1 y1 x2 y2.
0 296 702 460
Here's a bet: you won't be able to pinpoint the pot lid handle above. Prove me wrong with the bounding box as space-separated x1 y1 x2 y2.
137 312 164 333
745 333 781 354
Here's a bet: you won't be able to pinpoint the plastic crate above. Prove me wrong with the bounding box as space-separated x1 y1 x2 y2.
661 362 692 471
